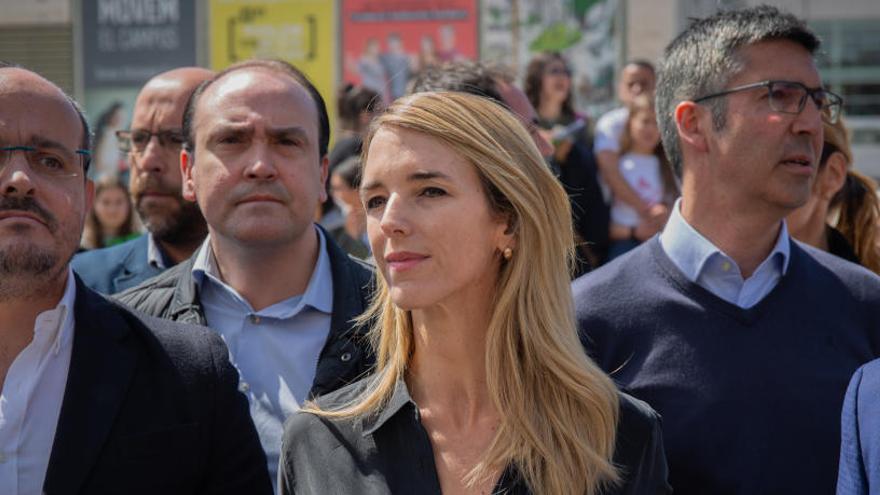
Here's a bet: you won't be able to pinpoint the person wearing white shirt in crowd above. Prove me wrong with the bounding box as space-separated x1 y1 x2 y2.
0 62 270 495
607 94 678 259
594 61 656 214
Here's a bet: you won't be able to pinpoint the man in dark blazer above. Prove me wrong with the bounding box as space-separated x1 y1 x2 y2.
73 67 213 294
838 359 880 495
0 64 271 494
116 59 375 484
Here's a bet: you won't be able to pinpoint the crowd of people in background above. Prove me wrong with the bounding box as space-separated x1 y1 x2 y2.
6 4 880 495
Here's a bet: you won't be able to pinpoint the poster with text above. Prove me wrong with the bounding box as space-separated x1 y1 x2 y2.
82 0 196 88
341 0 479 104
209 0 336 123
81 0 196 179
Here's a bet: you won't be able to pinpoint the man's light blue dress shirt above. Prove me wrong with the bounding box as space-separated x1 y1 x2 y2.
659 199 790 309
192 227 333 486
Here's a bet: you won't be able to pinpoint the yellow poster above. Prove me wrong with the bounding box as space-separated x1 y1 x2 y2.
209 0 336 134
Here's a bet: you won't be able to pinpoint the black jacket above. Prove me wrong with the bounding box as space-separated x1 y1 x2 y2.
280 377 670 494
115 232 376 399
44 276 272 495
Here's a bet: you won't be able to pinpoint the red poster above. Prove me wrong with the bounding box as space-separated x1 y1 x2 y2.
342 0 479 103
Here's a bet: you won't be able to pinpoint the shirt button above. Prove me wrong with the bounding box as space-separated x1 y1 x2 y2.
240 381 250 392
340 352 352 362
721 261 732 272
250 315 261 324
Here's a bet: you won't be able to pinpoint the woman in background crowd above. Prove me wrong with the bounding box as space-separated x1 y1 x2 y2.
81 176 140 250
524 52 591 157
607 94 677 259
328 156 370 260
524 52 610 270
787 117 880 274
280 92 669 495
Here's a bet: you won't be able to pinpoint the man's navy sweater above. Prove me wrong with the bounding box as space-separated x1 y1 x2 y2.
573 237 880 495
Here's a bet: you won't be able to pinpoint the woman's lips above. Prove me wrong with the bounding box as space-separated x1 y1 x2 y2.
385 251 429 272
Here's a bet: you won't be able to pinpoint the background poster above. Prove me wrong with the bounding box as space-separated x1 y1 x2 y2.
209 0 336 125
81 0 196 179
341 0 479 104
481 0 619 116
82 0 196 88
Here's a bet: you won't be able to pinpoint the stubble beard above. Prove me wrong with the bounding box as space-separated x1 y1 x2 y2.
0 235 70 302
138 198 207 246
0 196 71 301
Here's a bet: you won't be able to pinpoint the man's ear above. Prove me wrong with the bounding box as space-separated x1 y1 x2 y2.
674 101 709 154
181 149 197 202
318 155 329 204
820 151 848 201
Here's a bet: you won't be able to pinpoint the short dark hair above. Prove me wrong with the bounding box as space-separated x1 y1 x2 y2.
409 61 505 104
182 59 330 158
656 5 820 176
337 84 381 132
332 156 362 189
0 61 92 170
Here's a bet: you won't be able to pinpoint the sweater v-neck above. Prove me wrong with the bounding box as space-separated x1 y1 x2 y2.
646 236 802 325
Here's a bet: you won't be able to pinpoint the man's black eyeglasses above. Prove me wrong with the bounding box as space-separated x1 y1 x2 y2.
116 129 186 153
0 145 90 178
692 80 843 124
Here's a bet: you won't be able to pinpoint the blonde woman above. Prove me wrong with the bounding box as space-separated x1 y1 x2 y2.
279 92 669 495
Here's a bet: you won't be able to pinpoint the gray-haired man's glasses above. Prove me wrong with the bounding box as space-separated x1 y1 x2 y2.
1 145 90 179
116 129 186 153
693 80 843 124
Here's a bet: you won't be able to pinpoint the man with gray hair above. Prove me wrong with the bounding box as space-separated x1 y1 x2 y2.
573 7 880 494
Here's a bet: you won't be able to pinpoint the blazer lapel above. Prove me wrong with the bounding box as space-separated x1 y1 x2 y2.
112 235 155 293
43 277 137 495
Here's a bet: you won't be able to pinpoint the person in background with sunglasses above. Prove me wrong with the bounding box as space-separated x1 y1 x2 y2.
574 6 880 494
523 52 611 270
72 67 213 294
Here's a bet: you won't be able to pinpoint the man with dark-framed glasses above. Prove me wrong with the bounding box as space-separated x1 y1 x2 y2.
73 67 213 294
0 63 271 494
573 6 880 494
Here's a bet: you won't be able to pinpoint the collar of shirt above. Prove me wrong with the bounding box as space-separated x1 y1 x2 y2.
0 268 76 495
361 377 417 437
36 266 77 357
659 198 790 308
146 233 169 270
191 226 333 318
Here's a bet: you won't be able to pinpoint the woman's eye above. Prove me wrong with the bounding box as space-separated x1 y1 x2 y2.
421 187 447 198
365 196 386 209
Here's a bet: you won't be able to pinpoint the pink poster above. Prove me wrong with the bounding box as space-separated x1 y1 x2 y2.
342 0 479 103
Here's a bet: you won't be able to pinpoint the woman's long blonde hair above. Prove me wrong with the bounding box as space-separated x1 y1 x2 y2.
311 92 620 495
